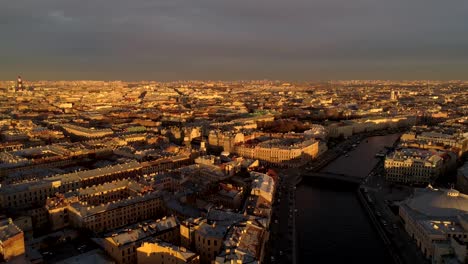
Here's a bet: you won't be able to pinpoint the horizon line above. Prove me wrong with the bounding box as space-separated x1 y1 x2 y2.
1 79 468 82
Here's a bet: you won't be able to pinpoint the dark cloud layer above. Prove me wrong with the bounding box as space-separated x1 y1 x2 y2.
1 0 468 80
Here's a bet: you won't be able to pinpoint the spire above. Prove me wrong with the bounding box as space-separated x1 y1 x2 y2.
16 75 23 91
200 126 207 154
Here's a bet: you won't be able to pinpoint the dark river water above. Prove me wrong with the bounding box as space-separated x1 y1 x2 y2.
296 134 400 264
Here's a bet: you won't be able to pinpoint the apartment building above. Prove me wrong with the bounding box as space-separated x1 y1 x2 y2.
385 148 450 185
101 216 179 264
0 218 25 262
137 240 199 264
46 179 148 231
215 220 268 264
0 161 142 209
234 138 320 168
68 191 163 233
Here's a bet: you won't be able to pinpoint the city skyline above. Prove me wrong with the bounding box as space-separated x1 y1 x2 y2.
0 79 466 263
2 0 468 80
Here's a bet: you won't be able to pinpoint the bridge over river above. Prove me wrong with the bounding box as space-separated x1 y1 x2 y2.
299 171 363 184
295 133 402 264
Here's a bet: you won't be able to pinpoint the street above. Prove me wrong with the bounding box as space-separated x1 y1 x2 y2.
266 170 297 263
362 160 429 264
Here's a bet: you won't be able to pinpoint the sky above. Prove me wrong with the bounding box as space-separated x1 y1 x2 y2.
1 0 468 81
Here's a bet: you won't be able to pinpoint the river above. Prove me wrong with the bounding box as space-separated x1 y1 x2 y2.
295 133 400 263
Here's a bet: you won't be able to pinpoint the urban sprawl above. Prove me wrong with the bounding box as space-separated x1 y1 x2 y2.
0 78 467 264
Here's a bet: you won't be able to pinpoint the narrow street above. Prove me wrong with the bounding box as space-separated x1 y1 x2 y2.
362 161 429 264
266 169 298 263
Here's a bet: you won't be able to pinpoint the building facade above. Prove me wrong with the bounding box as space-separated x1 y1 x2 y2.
102 216 179 264
385 148 449 185
0 161 142 209
68 191 164 233
399 188 468 261
0 218 25 262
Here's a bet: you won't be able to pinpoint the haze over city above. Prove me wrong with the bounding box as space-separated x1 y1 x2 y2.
2 0 468 80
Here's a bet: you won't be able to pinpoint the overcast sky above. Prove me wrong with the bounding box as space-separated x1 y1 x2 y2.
1 0 468 80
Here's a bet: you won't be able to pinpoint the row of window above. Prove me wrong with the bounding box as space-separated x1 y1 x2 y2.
84 202 161 231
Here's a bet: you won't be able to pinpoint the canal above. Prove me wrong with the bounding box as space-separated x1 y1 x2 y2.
295 133 400 263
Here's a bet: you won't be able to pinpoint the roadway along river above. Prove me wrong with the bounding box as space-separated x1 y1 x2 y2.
295 133 401 263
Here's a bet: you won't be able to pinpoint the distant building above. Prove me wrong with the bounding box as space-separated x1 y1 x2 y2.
390 90 398 101
45 179 149 231
385 148 454 185
400 128 468 157
68 191 163 233
0 142 23 152
233 135 320 168
140 154 192 175
214 185 243 209
1 130 29 142
176 164 232 184
417 132 468 157
0 161 142 209
15 76 23 92
303 124 328 140
250 172 275 204
327 115 416 138
61 123 114 138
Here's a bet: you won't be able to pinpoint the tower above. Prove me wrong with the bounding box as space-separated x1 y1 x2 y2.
183 136 191 148
200 141 206 154
199 126 207 155
16 76 23 91
390 90 397 101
